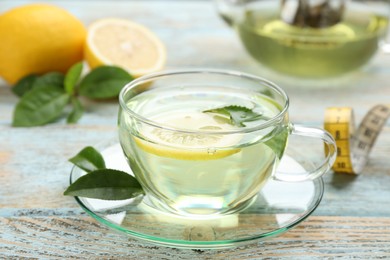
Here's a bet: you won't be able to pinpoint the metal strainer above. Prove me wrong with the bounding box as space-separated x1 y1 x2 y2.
280 0 347 28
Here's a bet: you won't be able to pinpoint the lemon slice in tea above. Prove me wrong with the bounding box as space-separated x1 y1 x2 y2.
135 111 241 160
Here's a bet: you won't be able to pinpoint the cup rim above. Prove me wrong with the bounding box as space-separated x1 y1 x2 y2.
119 69 289 134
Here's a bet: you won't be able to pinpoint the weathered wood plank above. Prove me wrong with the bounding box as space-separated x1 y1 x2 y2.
1 0 390 257
1 216 390 259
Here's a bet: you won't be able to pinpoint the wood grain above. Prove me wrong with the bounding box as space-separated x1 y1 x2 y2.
1 0 390 258
1 216 390 259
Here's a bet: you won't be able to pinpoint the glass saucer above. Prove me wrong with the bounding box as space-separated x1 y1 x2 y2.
70 142 324 249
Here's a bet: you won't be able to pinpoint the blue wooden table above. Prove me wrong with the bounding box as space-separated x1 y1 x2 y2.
1 0 390 258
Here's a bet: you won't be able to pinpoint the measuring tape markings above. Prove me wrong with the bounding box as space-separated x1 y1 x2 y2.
324 105 390 174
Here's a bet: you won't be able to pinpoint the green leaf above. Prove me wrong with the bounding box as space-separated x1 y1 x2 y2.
65 62 83 94
67 97 84 124
12 74 38 97
12 72 65 98
12 86 70 127
264 127 289 159
78 66 133 99
69 146 106 172
64 169 144 200
32 72 65 89
203 105 264 127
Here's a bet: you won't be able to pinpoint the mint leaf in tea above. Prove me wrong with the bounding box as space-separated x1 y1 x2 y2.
203 105 265 127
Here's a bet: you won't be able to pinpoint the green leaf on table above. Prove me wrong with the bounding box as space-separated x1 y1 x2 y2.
78 66 133 99
32 72 65 89
69 146 106 172
203 105 264 127
67 97 84 124
63 169 144 200
12 74 38 97
65 62 83 94
12 86 70 127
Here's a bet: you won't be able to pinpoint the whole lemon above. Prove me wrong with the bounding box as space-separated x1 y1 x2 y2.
0 4 86 85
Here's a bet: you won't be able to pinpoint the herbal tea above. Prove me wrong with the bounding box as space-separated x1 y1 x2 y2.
118 85 288 215
236 5 388 77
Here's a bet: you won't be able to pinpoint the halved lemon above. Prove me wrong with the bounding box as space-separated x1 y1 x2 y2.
84 18 166 77
134 112 241 160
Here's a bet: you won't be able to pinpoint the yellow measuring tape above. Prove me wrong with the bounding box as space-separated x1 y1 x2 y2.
324 105 390 174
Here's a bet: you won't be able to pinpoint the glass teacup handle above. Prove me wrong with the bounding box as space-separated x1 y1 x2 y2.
274 124 337 182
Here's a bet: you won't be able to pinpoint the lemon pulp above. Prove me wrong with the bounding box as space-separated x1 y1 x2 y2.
134 111 241 160
85 18 166 77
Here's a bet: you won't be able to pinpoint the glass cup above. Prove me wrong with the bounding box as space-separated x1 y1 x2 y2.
118 69 336 217
214 0 390 78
